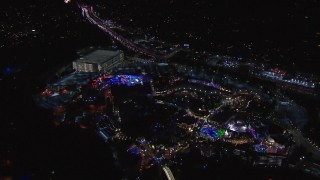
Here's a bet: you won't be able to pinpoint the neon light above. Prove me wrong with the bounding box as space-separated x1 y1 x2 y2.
217 129 226 137
109 75 146 86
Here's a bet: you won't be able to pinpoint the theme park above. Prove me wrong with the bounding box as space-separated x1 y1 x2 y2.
36 56 300 179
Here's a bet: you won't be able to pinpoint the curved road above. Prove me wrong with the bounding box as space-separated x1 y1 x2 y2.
163 166 175 180
78 4 179 59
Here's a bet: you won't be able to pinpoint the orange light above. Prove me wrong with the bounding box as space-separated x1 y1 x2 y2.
80 124 87 129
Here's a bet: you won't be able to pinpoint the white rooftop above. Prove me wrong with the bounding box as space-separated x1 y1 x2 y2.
74 50 122 64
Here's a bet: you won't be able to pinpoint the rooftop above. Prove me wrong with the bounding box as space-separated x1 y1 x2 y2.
74 49 122 64
52 72 99 87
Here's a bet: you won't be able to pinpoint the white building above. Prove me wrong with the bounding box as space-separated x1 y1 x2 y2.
73 49 124 73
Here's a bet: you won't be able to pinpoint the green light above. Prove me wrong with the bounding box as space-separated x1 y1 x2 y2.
218 129 226 137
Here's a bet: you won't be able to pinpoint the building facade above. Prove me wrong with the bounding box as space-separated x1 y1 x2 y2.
73 49 124 73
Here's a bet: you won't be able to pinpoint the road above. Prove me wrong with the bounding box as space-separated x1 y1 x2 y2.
288 128 320 160
162 166 175 180
78 4 179 59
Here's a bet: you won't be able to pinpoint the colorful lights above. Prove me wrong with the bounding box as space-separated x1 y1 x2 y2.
200 125 226 140
253 139 286 154
110 75 145 86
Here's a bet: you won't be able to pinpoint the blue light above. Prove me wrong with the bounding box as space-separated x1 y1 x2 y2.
5 67 13 73
109 75 145 86
200 126 219 138
128 147 141 155
254 144 268 153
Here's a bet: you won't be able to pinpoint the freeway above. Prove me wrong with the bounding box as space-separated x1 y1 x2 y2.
78 4 177 59
288 128 320 160
274 92 320 160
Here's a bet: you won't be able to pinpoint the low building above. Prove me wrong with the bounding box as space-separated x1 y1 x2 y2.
51 72 99 91
73 49 124 72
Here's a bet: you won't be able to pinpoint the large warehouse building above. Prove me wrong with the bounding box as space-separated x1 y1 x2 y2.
73 49 124 72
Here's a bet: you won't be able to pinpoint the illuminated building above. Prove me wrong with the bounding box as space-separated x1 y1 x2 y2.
73 49 124 72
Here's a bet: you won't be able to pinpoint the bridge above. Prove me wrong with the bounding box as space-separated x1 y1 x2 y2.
78 4 178 60
162 166 175 180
